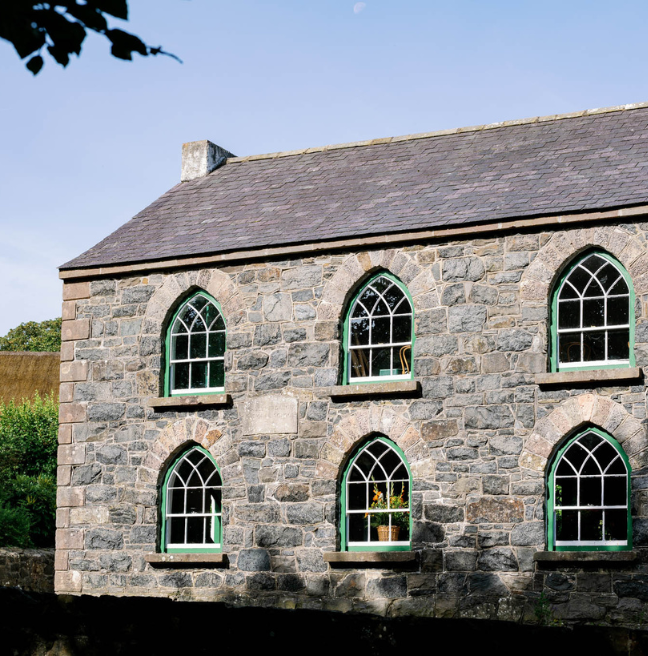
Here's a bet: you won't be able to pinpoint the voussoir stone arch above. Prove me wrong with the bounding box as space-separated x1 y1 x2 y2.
520 225 648 304
316 407 426 480
143 268 245 336
317 249 438 322
141 417 236 485
520 393 648 473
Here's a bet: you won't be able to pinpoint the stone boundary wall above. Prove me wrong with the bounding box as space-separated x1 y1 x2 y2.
55 221 648 627
0 548 54 593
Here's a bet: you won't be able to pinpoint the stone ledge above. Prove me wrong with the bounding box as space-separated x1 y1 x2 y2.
534 551 638 563
145 553 228 567
323 552 418 566
535 367 642 387
148 394 232 410
327 381 421 400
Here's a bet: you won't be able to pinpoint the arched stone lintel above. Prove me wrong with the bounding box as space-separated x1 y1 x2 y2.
141 418 232 485
520 394 647 472
317 408 425 480
317 250 439 323
143 269 243 335
520 226 648 303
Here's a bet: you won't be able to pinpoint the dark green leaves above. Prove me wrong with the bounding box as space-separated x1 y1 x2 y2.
0 2 178 74
0 318 61 352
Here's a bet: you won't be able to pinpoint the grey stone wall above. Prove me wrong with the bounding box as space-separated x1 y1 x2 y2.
55 223 648 627
0 548 54 593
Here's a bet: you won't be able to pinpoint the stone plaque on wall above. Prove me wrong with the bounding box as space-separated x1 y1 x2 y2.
242 395 298 435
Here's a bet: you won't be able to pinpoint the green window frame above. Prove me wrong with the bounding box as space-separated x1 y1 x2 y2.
550 251 635 372
160 445 223 553
342 272 415 385
546 427 631 552
164 290 226 397
340 436 412 552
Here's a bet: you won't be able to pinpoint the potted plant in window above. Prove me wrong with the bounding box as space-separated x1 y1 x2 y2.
367 482 409 542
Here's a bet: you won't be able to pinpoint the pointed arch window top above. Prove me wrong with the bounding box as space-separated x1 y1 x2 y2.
552 252 634 371
166 291 226 396
162 446 222 553
344 274 414 383
548 428 631 551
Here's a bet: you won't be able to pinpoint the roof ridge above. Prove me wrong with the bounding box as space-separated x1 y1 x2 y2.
224 101 648 165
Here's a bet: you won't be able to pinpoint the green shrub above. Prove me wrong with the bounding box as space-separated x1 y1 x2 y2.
0 393 58 547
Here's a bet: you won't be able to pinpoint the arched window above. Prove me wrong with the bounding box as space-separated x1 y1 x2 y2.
343 273 414 383
551 251 634 371
341 436 411 551
547 428 631 551
161 446 222 553
165 291 226 396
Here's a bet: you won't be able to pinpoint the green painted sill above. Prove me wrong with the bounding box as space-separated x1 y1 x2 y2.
535 367 642 387
145 553 228 568
149 394 232 410
328 380 421 400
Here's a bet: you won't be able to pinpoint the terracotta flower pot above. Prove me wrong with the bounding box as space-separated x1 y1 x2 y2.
377 525 400 542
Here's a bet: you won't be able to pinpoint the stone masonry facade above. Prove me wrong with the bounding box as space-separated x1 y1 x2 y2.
55 223 648 627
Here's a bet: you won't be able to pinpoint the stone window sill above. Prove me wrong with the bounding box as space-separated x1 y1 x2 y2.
323 551 418 567
327 381 421 401
535 367 642 387
148 394 232 410
534 551 638 564
145 553 228 567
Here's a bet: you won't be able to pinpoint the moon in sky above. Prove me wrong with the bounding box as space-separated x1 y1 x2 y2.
353 2 367 14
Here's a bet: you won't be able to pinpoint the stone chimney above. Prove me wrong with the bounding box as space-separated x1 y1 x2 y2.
181 140 235 182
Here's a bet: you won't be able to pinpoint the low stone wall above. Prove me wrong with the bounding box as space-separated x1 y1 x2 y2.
0 548 54 593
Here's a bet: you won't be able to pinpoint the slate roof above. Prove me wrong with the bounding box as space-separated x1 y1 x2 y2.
61 104 648 270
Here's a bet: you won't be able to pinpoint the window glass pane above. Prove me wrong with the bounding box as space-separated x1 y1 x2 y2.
170 517 185 544
350 349 370 378
372 277 391 294
190 333 207 360
186 517 205 544
555 477 577 507
172 334 189 360
604 477 626 506
180 305 198 325
598 264 619 290
596 442 619 470
371 348 391 377
191 362 208 389
348 513 369 543
559 282 579 300
582 456 601 476
359 287 379 312
169 489 185 514
209 361 225 389
393 315 411 343
208 488 222 510
559 334 581 363
374 299 389 316
192 295 208 312
556 459 576 476
381 450 402 478
208 332 225 358
186 488 203 513
350 318 370 346
372 317 390 345
384 284 404 310
173 363 190 390
202 301 219 326
583 299 604 327
556 509 578 541
558 301 580 329
567 266 591 293
173 318 188 334
197 457 215 481
609 278 629 295
583 278 604 298
605 509 627 541
607 297 629 325
565 444 588 471
580 477 602 506
607 458 626 475
348 482 366 510
399 345 412 374
608 329 630 361
352 302 368 319
581 509 603 541
582 254 605 272
583 331 605 362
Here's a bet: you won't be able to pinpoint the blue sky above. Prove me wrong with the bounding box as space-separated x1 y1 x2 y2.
1 0 648 335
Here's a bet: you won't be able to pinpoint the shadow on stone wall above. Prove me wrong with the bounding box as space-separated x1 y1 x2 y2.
1 589 647 656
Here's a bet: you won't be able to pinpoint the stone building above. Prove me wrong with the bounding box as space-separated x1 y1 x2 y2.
55 103 648 625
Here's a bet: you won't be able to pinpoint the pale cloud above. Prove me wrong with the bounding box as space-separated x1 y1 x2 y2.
353 2 367 14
